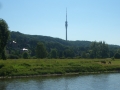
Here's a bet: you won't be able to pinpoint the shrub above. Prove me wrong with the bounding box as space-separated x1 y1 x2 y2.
23 52 29 59
8 54 19 59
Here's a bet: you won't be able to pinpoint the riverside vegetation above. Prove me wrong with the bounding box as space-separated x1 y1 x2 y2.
1 19 120 60
1 19 120 77
0 59 120 77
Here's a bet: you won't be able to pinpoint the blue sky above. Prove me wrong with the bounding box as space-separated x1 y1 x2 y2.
0 0 120 45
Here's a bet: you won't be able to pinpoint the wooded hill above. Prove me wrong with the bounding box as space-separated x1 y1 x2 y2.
6 31 120 59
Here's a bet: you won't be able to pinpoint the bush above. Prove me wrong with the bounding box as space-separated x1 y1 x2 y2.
8 54 19 59
114 52 120 59
23 52 29 59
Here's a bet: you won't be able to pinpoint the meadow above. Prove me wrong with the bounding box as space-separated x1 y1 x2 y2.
0 59 120 77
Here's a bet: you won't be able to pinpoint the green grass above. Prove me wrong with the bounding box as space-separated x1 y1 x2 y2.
0 59 120 76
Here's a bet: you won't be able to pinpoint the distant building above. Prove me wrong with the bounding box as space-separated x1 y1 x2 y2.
22 48 28 51
13 41 16 43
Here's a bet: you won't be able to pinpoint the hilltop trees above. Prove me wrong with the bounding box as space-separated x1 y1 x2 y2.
0 19 10 60
5 31 120 59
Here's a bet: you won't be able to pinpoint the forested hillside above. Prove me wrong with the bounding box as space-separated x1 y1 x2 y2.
6 31 120 59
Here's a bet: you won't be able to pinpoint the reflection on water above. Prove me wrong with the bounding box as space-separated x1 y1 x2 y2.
0 73 120 90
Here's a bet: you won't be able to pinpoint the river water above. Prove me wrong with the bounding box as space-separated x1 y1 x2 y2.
0 73 120 90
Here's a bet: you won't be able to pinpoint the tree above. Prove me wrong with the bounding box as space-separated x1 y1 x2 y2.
114 49 120 59
90 41 98 58
35 42 47 59
114 52 120 59
81 51 86 58
90 41 109 58
64 48 75 58
50 49 58 58
0 19 10 60
58 50 64 58
100 41 109 58
23 52 29 59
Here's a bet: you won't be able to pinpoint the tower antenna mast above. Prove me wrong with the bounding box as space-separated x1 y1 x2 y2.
65 8 68 41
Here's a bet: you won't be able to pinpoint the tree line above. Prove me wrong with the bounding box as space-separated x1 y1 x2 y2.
6 39 120 59
0 19 120 60
23 41 120 59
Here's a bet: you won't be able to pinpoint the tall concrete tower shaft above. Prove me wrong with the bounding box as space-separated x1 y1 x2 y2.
65 8 68 41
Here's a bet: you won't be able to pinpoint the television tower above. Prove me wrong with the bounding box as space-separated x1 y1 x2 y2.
65 8 68 41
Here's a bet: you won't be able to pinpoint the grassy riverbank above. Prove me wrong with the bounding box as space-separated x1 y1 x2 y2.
0 59 120 77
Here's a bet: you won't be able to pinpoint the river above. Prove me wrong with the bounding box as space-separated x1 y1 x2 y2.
0 73 120 90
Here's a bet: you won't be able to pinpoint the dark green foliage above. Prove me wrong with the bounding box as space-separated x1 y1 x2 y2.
0 19 10 60
35 42 47 59
6 31 120 59
0 66 15 76
64 48 75 58
23 52 29 59
90 41 109 58
8 54 19 59
0 64 4 69
114 52 120 59
81 52 87 58
50 49 58 58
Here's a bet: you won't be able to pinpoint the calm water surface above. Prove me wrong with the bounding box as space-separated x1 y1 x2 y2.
0 73 120 90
